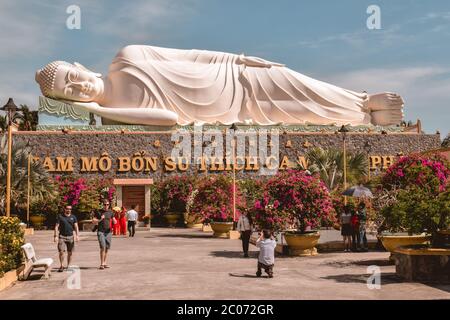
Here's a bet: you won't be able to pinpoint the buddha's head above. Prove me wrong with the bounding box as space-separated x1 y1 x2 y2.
35 61 103 102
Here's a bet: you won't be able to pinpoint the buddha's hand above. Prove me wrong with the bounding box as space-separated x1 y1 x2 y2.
236 54 285 68
70 101 178 126
368 92 404 126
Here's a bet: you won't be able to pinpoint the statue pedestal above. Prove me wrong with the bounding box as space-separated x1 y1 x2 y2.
37 96 100 127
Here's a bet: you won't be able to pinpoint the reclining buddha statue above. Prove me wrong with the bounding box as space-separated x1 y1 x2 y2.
35 45 404 126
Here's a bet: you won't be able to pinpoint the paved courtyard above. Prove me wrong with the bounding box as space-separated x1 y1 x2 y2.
0 228 449 300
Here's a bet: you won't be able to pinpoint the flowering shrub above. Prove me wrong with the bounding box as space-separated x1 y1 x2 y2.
238 178 265 209
380 185 450 234
252 170 335 233
55 176 88 207
53 176 115 221
189 174 242 222
0 217 24 277
77 177 115 215
158 175 196 213
382 153 450 194
185 189 201 224
252 198 293 233
377 153 450 234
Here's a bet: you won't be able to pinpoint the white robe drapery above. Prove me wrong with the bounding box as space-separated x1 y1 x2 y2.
104 45 370 125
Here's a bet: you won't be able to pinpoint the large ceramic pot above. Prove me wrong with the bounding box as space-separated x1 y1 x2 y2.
30 215 45 228
284 231 320 256
184 212 203 228
210 222 234 238
378 232 431 253
433 230 450 249
164 213 180 227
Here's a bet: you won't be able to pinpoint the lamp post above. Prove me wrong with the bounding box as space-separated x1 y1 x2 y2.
1 98 19 217
338 125 349 205
230 123 238 223
27 153 32 227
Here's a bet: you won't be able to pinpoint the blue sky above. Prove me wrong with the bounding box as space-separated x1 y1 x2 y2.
1 0 449 134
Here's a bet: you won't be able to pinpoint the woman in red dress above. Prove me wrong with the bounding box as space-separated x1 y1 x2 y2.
112 207 121 235
119 207 128 236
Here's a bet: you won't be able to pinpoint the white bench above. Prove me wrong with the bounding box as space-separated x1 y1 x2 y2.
21 243 53 280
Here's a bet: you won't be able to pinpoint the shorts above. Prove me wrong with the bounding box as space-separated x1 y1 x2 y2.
58 235 74 253
341 224 353 236
97 231 112 250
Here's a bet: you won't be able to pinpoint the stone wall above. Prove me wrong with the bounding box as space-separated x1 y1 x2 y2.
12 130 441 181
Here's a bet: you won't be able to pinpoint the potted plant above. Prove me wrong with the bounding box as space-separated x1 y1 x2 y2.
190 175 241 238
142 215 150 227
375 154 450 253
253 170 335 256
158 175 196 227
29 213 46 228
184 189 203 228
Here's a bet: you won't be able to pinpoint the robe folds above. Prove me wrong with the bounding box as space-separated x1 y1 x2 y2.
103 45 370 126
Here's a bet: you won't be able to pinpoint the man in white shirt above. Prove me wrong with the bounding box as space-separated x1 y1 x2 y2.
236 212 253 258
126 205 139 237
256 230 277 278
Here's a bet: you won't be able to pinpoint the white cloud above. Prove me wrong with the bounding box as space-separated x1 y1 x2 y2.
318 66 450 133
0 0 200 109
297 11 450 50
0 1 64 59
91 0 199 42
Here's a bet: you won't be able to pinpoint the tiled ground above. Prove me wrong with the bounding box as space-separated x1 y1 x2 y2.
0 228 448 300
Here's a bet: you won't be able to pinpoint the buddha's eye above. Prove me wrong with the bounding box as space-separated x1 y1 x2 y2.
68 69 78 82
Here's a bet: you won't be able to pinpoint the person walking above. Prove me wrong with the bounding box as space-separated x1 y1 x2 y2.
351 208 361 252
54 205 79 272
237 211 253 258
93 200 116 270
340 205 353 252
256 230 277 278
357 202 368 252
126 204 139 237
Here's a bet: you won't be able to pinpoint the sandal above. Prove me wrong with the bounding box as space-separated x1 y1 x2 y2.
103 265 110 269
99 265 105 270
58 267 64 272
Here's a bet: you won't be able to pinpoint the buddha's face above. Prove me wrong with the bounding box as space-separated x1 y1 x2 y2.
52 64 103 102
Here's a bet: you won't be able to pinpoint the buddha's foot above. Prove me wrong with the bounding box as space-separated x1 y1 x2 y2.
368 92 404 126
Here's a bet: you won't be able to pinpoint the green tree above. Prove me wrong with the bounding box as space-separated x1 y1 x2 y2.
300 147 368 191
0 136 56 216
442 134 450 148
13 105 38 131
0 115 6 132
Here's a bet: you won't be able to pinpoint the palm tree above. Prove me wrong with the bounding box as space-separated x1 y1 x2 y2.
299 147 368 191
13 105 38 131
0 136 56 216
0 115 6 132
442 134 450 148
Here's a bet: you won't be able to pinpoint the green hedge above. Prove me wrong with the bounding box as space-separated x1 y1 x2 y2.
0 217 25 277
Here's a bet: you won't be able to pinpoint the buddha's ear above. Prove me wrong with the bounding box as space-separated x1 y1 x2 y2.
74 62 102 77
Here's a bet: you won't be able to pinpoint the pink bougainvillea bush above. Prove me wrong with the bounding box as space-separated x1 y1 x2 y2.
55 175 87 207
190 174 242 223
158 175 196 213
381 153 450 194
54 176 115 216
378 153 450 234
252 170 335 233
